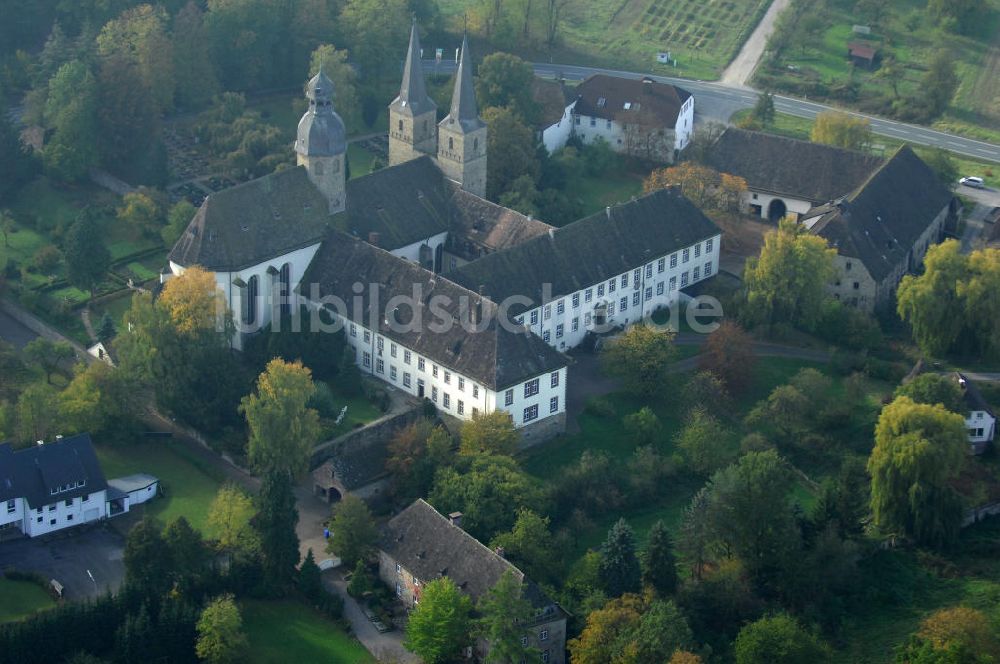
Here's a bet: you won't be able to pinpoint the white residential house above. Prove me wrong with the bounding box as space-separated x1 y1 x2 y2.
0 434 156 538
956 373 996 454
541 74 694 162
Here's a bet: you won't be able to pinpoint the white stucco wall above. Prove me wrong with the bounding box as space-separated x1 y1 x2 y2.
674 96 694 151
542 100 577 154
744 190 813 220
389 231 449 268
19 490 108 537
336 313 567 429
515 234 721 351
966 410 996 443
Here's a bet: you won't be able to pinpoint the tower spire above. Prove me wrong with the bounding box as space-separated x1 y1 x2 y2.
396 18 433 115
448 34 482 129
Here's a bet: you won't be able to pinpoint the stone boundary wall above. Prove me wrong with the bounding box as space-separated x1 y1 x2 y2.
309 405 424 470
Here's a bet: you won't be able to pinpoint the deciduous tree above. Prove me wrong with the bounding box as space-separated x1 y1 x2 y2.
124 516 173 597
256 469 300 588
206 485 259 560
460 409 519 456
601 323 676 395
308 45 359 129
23 338 74 384
161 200 196 246
240 358 321 477
195 595 247 664
490 508 560 585
810 111 872 150
117 191 162 240
475 53 539 123
172 2 219 111
699 321 755 394
404 577 473 663
327 494 376 569
483 105 541 202
387 419 453 500
16 382 62 445
676 407 734 475
743 217 836 331
868 396 967 546
477 570 537 664
897 240 966 357
644 162 720 209
895 373 964 413
734 614 831 664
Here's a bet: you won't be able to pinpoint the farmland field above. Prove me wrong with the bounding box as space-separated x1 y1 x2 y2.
436 0 773 80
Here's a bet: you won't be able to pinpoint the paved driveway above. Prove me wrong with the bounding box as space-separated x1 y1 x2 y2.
0 525 125 599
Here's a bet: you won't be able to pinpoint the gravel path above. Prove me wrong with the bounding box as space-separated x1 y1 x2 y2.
719 0 790 87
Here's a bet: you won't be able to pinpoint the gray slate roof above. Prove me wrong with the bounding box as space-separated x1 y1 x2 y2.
168 166 331 271
297 69 347 157
802 146 953 282
390 21 436 118
957 373 995 416
706 128 884 203
381 499 563 614
446 187 721 316
573 74 691 128
300 231 568 390
314 441 390 491
334 156 453 250
440 35 484 133
0 434 109 509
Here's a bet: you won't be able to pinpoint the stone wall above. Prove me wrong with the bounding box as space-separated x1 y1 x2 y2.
519 411 567 449
309 405 424 470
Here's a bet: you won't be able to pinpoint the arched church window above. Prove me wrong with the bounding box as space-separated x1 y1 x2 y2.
279 263 292 316
244 276 258 327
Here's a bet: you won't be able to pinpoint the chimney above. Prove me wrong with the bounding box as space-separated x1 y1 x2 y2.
449 512 463 527
548 228 555 239
368 231 380 246
606 206 612 219
494 546 505 558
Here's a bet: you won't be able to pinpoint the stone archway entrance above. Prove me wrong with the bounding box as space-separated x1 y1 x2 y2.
767 198 787 222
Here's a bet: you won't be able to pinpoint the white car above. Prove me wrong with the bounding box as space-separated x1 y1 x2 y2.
959 176 985 189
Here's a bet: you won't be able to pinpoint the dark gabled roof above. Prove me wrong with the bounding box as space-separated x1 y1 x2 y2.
168 166 331 271
802 146 953 282
334 157 453 250
381 500 563 615
532 77 572 128
300 231 567 389
0 434 109 509
956 373 995 416
706 128 884 203
573 74 691 127
314 441 390 491
447 190 555 259
446 188 721 317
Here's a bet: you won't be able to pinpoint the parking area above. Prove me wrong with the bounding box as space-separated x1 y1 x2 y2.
0 525 125 600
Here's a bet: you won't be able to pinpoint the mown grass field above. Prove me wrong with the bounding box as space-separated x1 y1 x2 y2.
436 0 771 80
242 600 374 664
0 579 55 624
758 0 1000 142
96 441 224 534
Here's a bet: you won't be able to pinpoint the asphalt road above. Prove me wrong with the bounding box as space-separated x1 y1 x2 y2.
0 307 39 349
422 60 1000 163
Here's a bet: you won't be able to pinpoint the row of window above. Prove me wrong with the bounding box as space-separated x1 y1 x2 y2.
525 242 715 327
49 479 86 496
521 397 560 423
531 263 714 340
350 327 482 397
503 372 561 406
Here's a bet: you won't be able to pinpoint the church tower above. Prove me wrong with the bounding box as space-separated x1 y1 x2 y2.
437 35 487 198
389 20 438 166
295 68 347 214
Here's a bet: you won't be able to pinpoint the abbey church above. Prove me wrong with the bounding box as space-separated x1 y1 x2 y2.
167 23 722 442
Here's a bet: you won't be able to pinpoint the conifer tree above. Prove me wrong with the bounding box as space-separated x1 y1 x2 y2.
598 518 641 598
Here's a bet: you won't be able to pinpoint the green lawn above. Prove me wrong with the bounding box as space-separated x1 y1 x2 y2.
571 169 645 221
438 0 772 80
0 578 55 623
96 441 224 533
347 143 378 180
90 293 135 328
319 380 385 440
242 599 374 664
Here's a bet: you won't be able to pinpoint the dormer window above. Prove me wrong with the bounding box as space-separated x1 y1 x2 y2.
597 97 606 107
623 102 632 110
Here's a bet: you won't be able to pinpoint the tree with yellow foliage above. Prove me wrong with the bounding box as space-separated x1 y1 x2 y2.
240 358 321 477
159 265 227 336
810 111 872 151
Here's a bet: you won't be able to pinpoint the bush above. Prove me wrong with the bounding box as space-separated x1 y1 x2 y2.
863 357 907 383
584 397 616 418
32 245 61 273
308 382 339 419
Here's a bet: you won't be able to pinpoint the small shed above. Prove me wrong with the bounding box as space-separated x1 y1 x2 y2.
312 441 391 505
87 341 116 366
847 41 879 69
108 473 159 507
